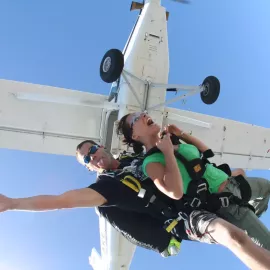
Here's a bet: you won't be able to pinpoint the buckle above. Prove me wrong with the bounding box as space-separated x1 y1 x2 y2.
177 211 188 221
138 188 146 198
149 195 156 203
219 197 230 207
190 197 201 208
145 195 156 207
197 183 207 193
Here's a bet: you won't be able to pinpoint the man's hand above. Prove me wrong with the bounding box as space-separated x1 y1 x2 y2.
0 188 107 213
0 194 15 213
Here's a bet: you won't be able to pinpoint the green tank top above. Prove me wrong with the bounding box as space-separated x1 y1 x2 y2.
142 144 228 194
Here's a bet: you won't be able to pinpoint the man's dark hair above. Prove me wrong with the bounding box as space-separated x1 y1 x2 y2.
76 139 98 151
76 140 99 162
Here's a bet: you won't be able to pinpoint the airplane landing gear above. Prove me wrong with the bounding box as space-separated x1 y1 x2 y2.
99 49 221 110
100 49 124 83
200 76 220 105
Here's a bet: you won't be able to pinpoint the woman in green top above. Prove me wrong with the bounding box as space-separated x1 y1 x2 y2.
116 112 270 262
117 111 229 200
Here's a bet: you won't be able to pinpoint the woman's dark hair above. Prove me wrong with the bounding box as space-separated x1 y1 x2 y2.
117 114 144 154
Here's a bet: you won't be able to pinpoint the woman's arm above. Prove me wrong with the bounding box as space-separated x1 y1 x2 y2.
146 161 183 200
145 134 184 200
180 132 209 153
167 124 209 153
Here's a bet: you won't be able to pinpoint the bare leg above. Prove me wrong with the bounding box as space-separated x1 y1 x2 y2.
207 218 270 270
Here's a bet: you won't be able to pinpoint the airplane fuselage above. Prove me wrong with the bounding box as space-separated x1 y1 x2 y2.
117 0 169 126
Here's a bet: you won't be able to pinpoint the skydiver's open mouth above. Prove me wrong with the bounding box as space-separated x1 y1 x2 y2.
147 117 154 126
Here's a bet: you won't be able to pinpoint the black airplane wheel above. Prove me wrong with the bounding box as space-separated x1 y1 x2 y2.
200 76 220 104
100 49 124 83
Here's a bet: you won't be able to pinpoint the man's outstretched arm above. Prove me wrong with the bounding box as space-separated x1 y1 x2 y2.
0 188 107 213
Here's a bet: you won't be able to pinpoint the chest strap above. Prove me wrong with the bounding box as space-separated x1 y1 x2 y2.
120 174 177 219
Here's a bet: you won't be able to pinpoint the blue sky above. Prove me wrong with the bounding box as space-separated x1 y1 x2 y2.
0 0 270 269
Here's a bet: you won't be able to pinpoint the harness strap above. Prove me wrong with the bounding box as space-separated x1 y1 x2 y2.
146 146 206 182
217 163 232 176
195 192 256 213
174 151 206 181
165 220 179 233
234 175 252 202
202 149 214 159
145 145 254 214
121 175 142 193
120 174 177 218
186 179 209 203
119 150 143 160
229 195 255 212
139 187 176 218
164 212 191 237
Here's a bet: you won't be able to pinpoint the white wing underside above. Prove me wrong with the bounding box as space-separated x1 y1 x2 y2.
0 79 117 156
1 79 270 269
2 79 269 169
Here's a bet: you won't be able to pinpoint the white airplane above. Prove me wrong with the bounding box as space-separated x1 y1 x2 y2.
0 0 270 269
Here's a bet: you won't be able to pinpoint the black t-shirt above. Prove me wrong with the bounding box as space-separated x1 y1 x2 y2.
98 207 170 253
89 174 189 242
90 175 165 221
89 174 173 252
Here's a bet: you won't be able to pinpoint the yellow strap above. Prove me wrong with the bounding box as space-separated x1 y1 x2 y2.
121 179 140 192
121 175 142 193
119 152 141 161
119 155 128 160
165 219 179 233
124 175 142 190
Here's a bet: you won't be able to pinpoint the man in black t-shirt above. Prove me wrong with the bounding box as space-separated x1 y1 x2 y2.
76 140 189 252
75 140 180 255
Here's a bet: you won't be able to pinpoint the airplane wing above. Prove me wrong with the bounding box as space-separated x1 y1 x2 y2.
163 107 270 170
0 79 118 156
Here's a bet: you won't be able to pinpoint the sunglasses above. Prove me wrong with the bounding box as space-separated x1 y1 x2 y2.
83 145 99 164
130 112 145 128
